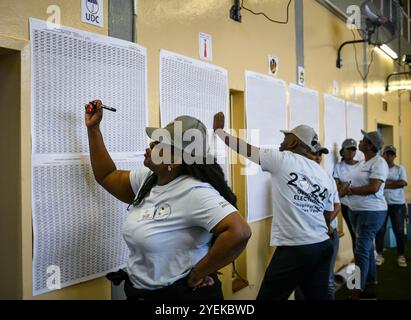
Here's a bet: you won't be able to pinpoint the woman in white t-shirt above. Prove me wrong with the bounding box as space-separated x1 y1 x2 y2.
375 145 408 268
339 130 388 300
85 100 251 300
333 138 361 256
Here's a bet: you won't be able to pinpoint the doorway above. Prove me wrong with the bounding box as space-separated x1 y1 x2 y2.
0 46 22 299
377 123 394 150
229 90 249 293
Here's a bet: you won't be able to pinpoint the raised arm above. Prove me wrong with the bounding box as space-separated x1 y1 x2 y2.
85 100 135 204
213 112 260 164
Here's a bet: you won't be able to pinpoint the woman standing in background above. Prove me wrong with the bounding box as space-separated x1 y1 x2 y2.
333 139 360 257
340 130 388 300
376 145 408 268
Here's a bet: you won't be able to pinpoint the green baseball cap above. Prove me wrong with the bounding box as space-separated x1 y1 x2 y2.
383 145 397 155
145 115 210 161
361 130 384 151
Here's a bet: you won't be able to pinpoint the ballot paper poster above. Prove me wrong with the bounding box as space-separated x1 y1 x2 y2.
289 83 319 135
159 49 230 179
244 71 287 222
346 102 365 162
323 94 347 175
30 18 148 295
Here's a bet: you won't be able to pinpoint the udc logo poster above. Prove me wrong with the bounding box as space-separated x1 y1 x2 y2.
81 0 104 28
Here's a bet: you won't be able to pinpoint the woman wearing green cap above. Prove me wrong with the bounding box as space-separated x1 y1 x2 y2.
85 100 251 300
339 130 389 299
333 138 361 256
375 145 408 268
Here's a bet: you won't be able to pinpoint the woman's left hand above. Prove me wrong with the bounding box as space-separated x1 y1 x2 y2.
187 269 215 289
339 182 350 197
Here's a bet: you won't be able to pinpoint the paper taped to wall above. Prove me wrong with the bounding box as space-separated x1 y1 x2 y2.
30 18 148 295
244 71 287 222
289 83 319 135
159 49 229 178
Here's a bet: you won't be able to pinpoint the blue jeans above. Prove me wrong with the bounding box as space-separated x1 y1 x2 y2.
376 204 406 255
349 210 387 290
328 229 339 300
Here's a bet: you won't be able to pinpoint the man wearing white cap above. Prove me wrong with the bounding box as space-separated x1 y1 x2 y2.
213 112 335 300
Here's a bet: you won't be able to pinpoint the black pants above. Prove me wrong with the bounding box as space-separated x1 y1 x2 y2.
341 204 356 256
376 204 407 255
124 273 224 301
256 239 333 300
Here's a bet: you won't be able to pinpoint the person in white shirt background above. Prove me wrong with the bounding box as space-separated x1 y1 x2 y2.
85 100 251 300
339 130 388 300
309 144 341 300
375 145 408 268
333 139 361 257
213 112 335 300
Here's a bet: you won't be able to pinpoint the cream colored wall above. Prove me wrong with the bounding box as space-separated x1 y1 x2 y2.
0 0 108 39
305 1 411 272
401 90 411 201
0 0 111 300
138 0 297 127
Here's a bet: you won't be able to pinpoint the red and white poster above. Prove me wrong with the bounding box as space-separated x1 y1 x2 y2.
199 32 213 61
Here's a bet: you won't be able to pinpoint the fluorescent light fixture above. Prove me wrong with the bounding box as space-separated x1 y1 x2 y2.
389 85 411 91
377 44 398 60
402 54 411 65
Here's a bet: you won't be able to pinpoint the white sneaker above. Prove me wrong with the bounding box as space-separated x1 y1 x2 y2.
398 256 407 268
376 254 384 266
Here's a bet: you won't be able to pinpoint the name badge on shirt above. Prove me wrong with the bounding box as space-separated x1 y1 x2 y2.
137 207 156 221
154 203 171 220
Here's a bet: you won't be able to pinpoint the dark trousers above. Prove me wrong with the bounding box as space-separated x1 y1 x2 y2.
341 204 356 256
256 239 333 300
376 204 407 255
124 273 224 300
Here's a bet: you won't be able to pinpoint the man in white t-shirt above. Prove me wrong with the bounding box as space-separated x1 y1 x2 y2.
309 143 341 300
214 112 335 300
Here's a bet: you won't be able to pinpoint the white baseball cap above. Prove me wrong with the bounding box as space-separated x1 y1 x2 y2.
280 125 319 152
